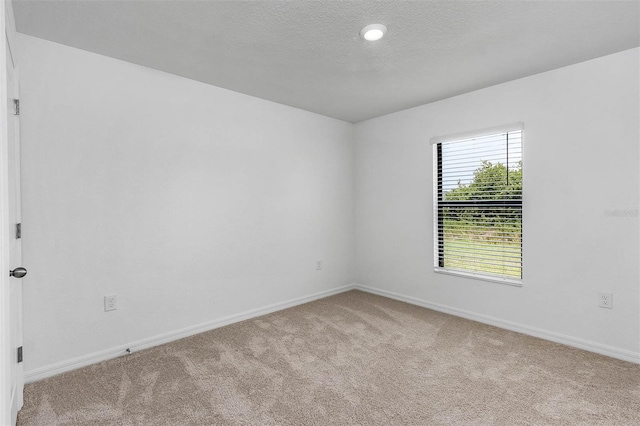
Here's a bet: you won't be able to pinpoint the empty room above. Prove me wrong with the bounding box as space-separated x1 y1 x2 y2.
0 0 638 425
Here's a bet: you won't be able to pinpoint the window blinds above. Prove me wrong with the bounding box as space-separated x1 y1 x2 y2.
435 127 522 281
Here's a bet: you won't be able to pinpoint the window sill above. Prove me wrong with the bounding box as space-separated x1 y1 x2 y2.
434 267 523 287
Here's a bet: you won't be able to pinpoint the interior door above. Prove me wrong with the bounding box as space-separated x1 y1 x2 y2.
0 2 23 423
6 27 23 426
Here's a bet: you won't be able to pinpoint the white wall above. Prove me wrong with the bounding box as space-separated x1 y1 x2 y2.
18 34 355 374
355 48 640 360
16 32 640 378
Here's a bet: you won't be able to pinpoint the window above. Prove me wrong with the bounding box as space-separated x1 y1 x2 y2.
433 123 523 284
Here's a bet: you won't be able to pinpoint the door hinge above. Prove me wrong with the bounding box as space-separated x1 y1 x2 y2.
16 223 21 239
13 99 19 116
17 346 22 363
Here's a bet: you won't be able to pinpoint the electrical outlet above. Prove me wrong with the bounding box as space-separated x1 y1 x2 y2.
104 295 117 312
598 292 613 309
316 260 322 270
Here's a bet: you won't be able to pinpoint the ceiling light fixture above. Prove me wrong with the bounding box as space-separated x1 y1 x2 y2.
360 24 387 41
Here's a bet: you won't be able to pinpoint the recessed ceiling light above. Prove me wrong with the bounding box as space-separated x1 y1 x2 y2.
360 24 387 41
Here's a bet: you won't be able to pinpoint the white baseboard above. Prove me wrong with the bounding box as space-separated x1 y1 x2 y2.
26 282 638 383
354 284 640 364
25 284 356 383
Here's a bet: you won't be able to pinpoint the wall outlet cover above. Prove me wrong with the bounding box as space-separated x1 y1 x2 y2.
598 292 613 309
104 295 117 312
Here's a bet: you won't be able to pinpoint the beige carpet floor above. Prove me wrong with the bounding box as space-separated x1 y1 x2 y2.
17 290 640 425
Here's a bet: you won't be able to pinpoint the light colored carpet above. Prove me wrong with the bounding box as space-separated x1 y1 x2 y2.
17 290 640 425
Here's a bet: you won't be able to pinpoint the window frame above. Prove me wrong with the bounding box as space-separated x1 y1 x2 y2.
431 123 524 286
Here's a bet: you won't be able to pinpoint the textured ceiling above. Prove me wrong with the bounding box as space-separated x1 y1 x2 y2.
12 0 640 123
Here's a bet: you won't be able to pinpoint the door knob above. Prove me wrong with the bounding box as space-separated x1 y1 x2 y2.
9 267 27 278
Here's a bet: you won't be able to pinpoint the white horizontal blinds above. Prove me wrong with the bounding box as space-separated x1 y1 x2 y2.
436 130 522 280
